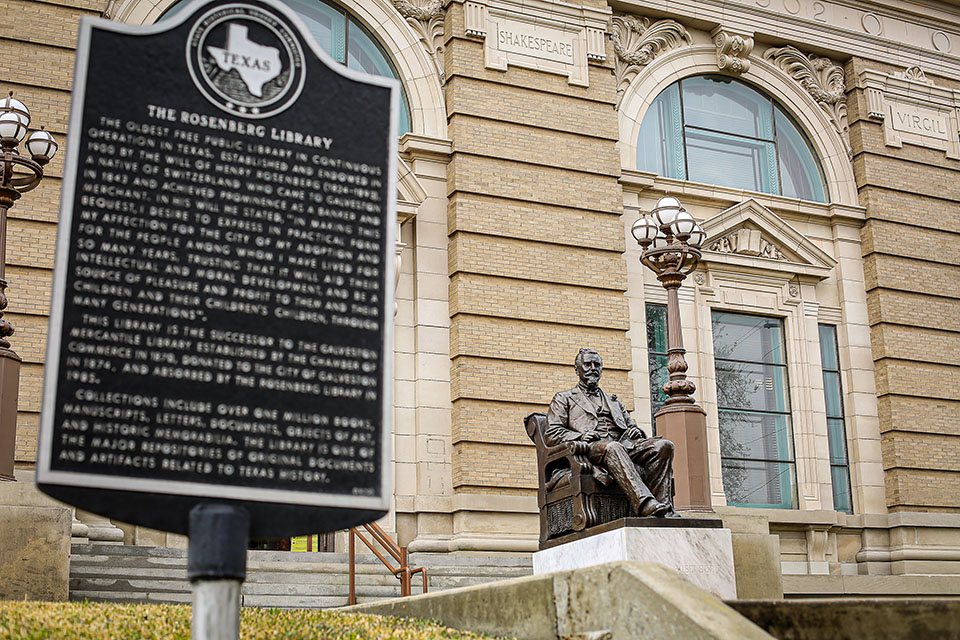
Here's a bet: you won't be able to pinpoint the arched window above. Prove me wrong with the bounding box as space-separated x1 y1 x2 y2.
163 0 411 135
637 76 826 203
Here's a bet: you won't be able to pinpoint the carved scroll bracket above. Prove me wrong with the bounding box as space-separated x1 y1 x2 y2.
393 0 446 83
712 27 754 76
612 14 690 110
764 45 851 158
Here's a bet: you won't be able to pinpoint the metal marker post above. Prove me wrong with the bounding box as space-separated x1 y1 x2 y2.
188 504 250 640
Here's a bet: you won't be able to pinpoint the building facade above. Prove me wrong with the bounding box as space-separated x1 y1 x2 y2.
3 0 959 595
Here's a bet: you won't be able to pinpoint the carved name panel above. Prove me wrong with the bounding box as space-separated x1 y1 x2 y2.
467 0 609 87
486 12 586 84
859 67 960 160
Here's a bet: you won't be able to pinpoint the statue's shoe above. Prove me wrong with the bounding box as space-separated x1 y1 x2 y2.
638 499 670 518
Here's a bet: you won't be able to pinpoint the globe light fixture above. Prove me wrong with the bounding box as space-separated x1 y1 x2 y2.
631 215 659 248
0 91 56 481
651 195 682 228
633 194 711 511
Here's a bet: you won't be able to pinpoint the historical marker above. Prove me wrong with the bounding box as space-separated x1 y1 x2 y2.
37 0 397 538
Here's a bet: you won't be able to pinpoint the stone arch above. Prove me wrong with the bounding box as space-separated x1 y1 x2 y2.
618 46 857 206
106 0 447 139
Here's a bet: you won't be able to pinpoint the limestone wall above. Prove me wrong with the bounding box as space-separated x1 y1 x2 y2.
846 58 960 513
1 0 103 465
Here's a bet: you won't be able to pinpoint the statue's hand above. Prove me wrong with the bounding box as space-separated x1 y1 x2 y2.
581 431 600 443
569 441 591 456
624 427 646 441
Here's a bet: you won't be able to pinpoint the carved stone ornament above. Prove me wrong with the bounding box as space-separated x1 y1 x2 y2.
789 284 800 297
393 0 445 82
713 28 754 75
764 45 851 157
897 65 931 84
612 14 690 109
708 228 786 261
464 1 486 38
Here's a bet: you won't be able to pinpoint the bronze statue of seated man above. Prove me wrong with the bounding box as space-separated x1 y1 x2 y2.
546 348 679 518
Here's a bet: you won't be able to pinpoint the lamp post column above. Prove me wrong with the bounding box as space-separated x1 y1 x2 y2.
0 94 58 481
632 197 712 512
654 270 710 512
0 192 21 482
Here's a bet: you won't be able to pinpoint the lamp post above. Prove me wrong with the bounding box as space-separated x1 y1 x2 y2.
632 196 711 511
0 91 58 481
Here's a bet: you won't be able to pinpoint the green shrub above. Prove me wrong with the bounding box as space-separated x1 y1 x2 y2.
0 602 501 639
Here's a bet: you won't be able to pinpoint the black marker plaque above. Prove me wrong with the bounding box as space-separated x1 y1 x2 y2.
37 0 397 536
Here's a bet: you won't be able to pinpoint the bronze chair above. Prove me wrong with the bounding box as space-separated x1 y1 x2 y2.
524 412 630 545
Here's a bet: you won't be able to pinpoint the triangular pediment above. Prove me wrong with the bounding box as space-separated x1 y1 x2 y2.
699 199 837 277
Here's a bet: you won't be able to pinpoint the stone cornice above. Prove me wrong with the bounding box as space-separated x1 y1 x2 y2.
611 0 960 78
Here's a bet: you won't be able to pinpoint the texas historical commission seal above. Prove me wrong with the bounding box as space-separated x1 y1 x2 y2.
187 3 305 118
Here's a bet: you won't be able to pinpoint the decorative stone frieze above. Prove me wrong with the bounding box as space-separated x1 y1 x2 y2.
709 228 786 261
612 14 690 108
764 45 851 158
393 0 445 82
857 65 960 160
712 27 754 75
468 0 611 87
698 198 837 280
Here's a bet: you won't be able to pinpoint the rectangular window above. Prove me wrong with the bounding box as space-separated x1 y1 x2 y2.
712 311 797 508
819 325 853 514
646 304 669 428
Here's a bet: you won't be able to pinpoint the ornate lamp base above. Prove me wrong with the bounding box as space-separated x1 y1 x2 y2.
655 403 711 511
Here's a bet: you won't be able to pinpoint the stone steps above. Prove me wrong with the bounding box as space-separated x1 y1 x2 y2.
69 544 533 608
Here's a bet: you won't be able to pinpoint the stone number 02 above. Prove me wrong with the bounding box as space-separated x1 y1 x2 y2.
754 0 828 22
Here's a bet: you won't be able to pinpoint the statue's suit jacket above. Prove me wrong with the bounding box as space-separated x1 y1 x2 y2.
545 386 645 448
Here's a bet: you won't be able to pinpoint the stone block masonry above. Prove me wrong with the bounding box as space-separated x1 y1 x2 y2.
847 57 960 513
444 0 627 502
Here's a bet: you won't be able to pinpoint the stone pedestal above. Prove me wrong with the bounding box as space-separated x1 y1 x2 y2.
655 405 711 511
0 505 71 601
0 349 21 481
533 519 737 599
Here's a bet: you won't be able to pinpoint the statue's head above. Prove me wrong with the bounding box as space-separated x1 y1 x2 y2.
575 348 603 388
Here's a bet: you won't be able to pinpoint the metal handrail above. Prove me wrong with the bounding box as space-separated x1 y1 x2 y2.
348 522 427 605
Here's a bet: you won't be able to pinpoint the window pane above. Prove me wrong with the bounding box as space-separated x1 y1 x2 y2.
646 304 669 427
649 354 668 418
347 18 411 135
818 325 839 371
719 410 794 462
637 83 685 179
823 372 843 418
646 304 668 354
722 459 796 508
685 129 778 193
776 107 827 202
716 361 790 413
285 0 346 61
827 418 848 464
712 312 785 364
682 76 774 140
831 465 852 513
